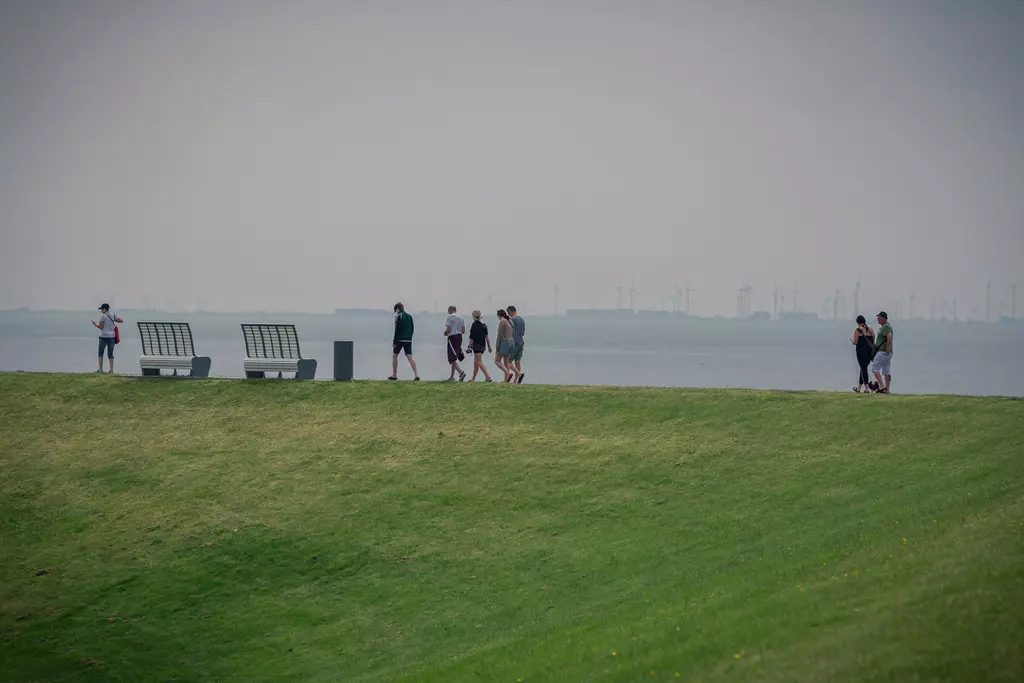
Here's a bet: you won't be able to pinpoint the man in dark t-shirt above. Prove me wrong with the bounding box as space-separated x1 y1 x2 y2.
507 304 526 383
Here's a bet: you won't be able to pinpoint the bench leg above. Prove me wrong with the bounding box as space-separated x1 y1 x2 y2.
191 356 212 378
296 359 317 380
246 370 265 379
141 368 160 377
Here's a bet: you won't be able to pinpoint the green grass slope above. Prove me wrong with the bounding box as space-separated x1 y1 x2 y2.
1 374 1022 682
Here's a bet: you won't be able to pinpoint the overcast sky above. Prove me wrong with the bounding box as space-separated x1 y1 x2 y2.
1 0 1021 317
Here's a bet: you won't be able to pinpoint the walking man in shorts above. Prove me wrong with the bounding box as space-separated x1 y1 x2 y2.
390 302 420 381
871 311 894 393
444 305 467 382
91 303 123 374
507 304 526 383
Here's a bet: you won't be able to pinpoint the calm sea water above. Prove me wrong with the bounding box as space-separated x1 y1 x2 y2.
1 310 1023 397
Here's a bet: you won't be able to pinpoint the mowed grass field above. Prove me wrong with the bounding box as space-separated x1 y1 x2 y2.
0 373 1022 683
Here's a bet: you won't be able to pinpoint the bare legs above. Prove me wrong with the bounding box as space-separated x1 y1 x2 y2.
495 355 510 382
504 358 520 383
872 370 891 393
392 353 419 379
470 351 492 381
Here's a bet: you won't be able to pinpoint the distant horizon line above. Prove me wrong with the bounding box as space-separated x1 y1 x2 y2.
2 306 1019 325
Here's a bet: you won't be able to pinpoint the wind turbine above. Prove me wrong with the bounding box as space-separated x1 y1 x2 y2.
629 276 638 312
553 283 560 317
986 280 991 323
773 284 779 320
684 283 697 316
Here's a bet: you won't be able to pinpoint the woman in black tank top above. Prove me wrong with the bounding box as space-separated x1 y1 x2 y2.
852 315 875 392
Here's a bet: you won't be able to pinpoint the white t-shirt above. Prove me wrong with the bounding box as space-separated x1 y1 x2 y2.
445 314 465 336
98 312 117 338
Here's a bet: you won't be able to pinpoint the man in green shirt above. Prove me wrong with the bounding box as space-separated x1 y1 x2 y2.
389 302 420 381
870 311 894 393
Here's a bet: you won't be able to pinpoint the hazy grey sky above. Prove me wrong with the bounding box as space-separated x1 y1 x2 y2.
1 0 1021 317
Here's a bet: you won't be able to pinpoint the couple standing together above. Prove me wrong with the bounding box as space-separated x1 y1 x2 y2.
852 311 894 394
390 302 526 383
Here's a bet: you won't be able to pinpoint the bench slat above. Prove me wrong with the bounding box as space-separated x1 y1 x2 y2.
138 322 196 357
240 324 303 360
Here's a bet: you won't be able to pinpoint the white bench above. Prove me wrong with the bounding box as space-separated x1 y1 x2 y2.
138 322 212 377
241 323 317 379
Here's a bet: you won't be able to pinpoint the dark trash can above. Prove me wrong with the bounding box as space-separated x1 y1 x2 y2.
333 341 353 381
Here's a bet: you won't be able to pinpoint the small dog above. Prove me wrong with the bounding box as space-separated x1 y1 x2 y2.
867 381 880 393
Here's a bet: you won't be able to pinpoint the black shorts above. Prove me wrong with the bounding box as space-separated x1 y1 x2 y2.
471 342 486 355
446 334 465 363
98 337 115 358
393 341 413 356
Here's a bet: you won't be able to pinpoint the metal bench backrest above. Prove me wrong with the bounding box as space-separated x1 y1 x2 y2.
138 322 197 357
241 324 304 360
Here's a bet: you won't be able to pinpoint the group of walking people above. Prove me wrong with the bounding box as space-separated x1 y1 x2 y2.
852 311 894 394
390 302 526 383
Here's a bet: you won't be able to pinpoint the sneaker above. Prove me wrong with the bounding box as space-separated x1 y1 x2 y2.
517 373 525 384
485 378 493 383
388 376 398 381
94 369 105 374
413 377 421 381
459 371 467 382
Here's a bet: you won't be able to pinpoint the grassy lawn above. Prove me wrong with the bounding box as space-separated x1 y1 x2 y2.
1 373 1022 682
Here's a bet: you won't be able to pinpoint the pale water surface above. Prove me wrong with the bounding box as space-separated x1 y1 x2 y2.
1 311 1022 397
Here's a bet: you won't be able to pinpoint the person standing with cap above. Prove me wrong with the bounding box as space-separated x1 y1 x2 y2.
91 303 123 374
870 311 894 393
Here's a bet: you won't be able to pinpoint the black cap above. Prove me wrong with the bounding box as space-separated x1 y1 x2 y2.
98 303 110 310
877 311 887 319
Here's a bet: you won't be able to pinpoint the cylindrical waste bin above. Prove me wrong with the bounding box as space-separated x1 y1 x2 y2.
333 341 353 381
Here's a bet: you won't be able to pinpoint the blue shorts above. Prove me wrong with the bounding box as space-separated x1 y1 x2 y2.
98 337 115 358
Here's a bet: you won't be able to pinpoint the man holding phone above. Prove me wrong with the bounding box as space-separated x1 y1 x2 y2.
91 303 123 374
